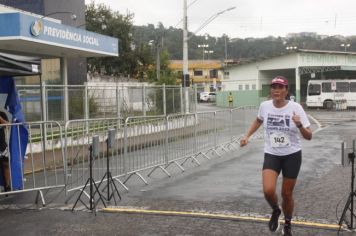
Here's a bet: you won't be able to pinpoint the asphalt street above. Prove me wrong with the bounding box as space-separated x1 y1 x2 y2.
0 107 356 236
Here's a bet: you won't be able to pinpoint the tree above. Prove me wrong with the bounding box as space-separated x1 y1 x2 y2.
85 2 138 77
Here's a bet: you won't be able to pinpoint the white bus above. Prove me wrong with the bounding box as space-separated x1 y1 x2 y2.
306 79 356 108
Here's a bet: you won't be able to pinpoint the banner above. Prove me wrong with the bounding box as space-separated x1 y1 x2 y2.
0 76 28 190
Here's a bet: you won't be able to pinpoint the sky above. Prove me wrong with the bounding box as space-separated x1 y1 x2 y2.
86 0 356 39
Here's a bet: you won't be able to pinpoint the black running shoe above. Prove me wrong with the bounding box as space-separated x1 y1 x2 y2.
282 223 292 236
268 208 281 232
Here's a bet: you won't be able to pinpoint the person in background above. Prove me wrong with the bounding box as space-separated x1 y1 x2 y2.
228 92 234 108
0 109 10 192
240 76 312 236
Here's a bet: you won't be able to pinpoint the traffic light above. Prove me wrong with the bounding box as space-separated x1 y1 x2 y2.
182 74 190 87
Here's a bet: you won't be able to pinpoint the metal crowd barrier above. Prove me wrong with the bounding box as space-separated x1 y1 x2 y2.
0 121 65 206
166 113 197 166
63 106 259 195
0 106 259 203
64 118 126 194
123 115 169 184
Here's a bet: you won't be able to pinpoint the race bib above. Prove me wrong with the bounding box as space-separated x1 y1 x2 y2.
269 132 290 148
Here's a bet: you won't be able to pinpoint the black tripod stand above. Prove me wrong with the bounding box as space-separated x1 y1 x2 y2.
72 141 106 212
338 151 356 233
96 136 121 204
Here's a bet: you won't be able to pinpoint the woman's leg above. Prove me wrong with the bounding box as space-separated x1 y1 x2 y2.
281 177 297 218
263 169 279 208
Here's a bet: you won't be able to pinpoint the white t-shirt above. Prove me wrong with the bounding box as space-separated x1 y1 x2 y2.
257 100 310 156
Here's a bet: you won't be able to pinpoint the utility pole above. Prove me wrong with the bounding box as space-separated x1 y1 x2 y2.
183 0 189 113
224 35 228 61
156 42 161 81
182 2 236 113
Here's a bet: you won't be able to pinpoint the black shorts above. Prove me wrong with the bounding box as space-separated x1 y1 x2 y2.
263 151 302 179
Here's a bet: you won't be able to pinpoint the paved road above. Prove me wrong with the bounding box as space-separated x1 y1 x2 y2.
1 111 356 235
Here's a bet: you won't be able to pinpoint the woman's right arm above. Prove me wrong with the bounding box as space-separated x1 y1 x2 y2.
240 118 263 147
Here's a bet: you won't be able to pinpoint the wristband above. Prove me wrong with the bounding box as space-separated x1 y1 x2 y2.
296 123 303 129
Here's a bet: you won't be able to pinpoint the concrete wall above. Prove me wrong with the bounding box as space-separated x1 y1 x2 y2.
217 90 263 107
222 63 258 91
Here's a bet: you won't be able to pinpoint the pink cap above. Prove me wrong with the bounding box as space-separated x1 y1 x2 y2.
271 76 288 86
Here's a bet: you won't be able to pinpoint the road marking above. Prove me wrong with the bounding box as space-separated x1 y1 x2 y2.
307 114 325 134
103 207 342 230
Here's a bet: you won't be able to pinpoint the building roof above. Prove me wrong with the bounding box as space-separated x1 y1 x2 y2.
225 49 356 69
169 60 223 70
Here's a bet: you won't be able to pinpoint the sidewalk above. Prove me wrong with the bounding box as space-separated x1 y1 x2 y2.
0 120 356 235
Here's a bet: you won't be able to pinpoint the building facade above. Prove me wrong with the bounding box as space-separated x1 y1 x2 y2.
221 49 356 106
0 0 87 85
169 60 224 92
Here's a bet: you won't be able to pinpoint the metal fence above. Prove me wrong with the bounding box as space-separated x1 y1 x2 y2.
0 106 260 204
17 84 196 122
0 121 65 205
64 118 126 193
63 107 259 193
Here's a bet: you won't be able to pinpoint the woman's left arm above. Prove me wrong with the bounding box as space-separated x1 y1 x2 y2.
297 126 312 140
292 111 312 140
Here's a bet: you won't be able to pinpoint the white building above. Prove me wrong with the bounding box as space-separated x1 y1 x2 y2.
221 49 356 106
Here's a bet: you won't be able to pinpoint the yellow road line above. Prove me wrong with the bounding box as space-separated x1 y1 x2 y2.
103 208 342 230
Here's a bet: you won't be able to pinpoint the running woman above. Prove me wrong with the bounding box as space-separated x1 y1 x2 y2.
240 76 312 236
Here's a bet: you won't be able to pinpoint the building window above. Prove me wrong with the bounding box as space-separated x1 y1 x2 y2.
209 69 217 78
224 71 229 79
351 82 356 92
194 70 203 76
322 82 332 92
252 84 256 90
245 84 249 90
238 84 243 90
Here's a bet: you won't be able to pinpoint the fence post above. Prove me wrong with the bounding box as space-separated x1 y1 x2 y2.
180 86 184 114
214 111 217 148
193 85 197 113
116 84 121 119
60 57 70 122
84 83 89 120
194 113 197 154
41 81 47 122
230 109 233 142
142 84 146 116
163 84 166 116
41 82 48 157
84 83 89 134
165 116 169 165
123 118 129 174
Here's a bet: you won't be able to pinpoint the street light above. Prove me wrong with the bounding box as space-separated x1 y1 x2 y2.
198 44 209 60
204 50 214 60
76 23 107 30
182 0 236 113
41 11 77 21
286 46 298 50
341 43 351 52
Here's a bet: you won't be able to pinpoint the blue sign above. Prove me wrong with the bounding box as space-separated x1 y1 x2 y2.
0 12 119 56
